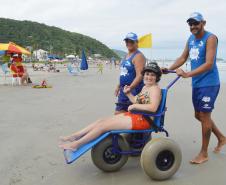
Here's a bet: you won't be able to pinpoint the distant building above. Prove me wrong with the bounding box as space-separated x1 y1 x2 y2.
33 49 48 61
94 54 101 58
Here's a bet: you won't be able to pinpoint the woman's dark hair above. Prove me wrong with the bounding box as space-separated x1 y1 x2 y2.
141 62 162 82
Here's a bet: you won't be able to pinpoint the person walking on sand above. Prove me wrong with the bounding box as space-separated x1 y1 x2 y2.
115 32 146 114
163 12 226 164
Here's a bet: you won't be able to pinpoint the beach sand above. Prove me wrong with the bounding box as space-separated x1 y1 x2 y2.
0 65 226 185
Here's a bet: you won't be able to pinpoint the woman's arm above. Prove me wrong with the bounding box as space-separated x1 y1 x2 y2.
114 84 120 97
128 86 161 112
123 85 137 103
126 93 136 104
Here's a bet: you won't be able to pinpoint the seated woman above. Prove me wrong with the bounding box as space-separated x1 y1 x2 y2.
10 54 31 84
59 62 162 151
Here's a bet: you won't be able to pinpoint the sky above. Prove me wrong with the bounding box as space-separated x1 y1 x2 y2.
0 0 226 59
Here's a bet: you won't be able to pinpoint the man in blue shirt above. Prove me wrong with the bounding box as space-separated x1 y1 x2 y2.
166 12 226 164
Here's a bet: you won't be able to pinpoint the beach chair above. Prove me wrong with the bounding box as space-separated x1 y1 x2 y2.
1 63 10 83
11 74 21 86
62 71 181 181
10 64 21 86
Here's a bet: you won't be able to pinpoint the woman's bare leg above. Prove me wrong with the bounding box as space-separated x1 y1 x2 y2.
59 119 104 142
59 114 132 150
21 74 28 85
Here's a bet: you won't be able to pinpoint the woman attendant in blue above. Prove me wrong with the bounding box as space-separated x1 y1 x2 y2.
115 32 146 114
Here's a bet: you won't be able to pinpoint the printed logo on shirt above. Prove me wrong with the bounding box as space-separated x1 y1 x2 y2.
199 41 204 47
190 40 195 46
124 60 131 66
189 47 199 61
120 66 128 76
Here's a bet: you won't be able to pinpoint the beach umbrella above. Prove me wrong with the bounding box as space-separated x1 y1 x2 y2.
0 42 31 55
66 54 76 59
80 49 88 70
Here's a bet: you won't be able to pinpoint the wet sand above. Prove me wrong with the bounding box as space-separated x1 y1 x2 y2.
0 66 226 185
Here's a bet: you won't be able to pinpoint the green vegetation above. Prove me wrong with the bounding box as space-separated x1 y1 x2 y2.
112 49 127 59
0 18 119 59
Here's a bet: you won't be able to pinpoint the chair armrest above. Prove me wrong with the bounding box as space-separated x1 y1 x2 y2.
130 108 167 117
115 102 132 106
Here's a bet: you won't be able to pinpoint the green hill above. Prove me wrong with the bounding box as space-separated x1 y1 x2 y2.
112 49 127 59
0 18 119 59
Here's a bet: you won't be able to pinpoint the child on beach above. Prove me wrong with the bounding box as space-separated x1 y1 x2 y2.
97 62 104 74
59 63 162 151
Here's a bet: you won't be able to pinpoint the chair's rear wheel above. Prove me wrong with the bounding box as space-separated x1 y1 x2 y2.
140 137 182 180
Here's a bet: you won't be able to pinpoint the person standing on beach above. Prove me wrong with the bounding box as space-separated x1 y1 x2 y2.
164 12 226 164
115 32 146 114
2 51 10 64
97 62 104 74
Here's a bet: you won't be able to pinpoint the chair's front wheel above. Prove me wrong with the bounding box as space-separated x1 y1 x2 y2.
91 135 129 172
140 137 182 180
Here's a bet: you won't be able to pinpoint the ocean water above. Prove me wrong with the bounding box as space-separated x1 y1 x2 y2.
156 61 226 84
141 44 226 60
142 47 226 83
219 70 226 83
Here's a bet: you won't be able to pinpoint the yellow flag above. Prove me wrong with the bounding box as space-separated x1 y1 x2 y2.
138 33 152 48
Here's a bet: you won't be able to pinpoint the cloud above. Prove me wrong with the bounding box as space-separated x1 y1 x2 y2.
0 0 226 58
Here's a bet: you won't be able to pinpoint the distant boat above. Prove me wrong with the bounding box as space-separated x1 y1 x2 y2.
80 50 88 70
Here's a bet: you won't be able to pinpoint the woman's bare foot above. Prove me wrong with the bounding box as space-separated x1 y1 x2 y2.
214 137 226 153
190 153 208 164
58 142 78 151
59 135 77 142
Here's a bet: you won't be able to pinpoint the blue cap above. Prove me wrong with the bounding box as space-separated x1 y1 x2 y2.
187 12 205 22
124 32 138 41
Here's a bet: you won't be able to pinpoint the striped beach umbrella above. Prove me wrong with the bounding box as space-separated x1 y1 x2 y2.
0 42 31 55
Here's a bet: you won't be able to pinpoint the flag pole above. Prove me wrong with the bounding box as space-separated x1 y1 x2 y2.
150 34 152 64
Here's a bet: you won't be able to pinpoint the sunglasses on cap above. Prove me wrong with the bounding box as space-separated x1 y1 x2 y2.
188 21 201 26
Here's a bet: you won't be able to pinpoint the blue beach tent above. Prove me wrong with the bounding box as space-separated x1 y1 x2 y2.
80 50 88 70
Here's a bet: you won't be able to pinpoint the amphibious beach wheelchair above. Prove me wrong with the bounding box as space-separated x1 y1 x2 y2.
63 71 181 181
